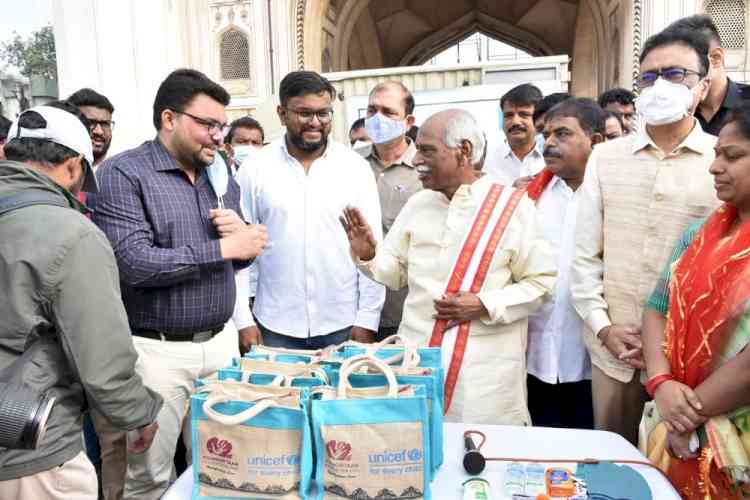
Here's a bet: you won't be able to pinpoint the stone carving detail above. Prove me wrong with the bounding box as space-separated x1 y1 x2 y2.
296 0 306 69
631 0 642 93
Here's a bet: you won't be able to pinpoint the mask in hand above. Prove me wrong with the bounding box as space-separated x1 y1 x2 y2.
635 78 696 126
365 112 406 144
206 151 229 208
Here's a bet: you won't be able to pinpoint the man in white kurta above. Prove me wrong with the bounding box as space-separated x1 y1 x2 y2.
342 109 556 425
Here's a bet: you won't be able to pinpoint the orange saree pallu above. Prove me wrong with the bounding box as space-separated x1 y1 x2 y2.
654 204 750 498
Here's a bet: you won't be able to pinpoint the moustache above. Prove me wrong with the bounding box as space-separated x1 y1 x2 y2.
543 147 562 159
508 125 527 133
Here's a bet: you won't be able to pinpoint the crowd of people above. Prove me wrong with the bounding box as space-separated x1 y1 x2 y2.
1 12 750 500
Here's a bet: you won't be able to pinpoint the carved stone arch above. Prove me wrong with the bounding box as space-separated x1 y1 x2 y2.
332 0 373 70
570 0 611 96
397 13 553 67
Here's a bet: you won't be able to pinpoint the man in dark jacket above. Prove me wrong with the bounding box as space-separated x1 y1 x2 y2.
0 101 162 500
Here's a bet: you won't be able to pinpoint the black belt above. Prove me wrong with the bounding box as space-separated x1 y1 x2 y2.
132 327 222 343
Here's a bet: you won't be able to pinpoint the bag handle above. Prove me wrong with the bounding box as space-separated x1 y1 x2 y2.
253 345 338 362
238 366 330 385
202 395 277 425
364 335 421 369
337 355 398 399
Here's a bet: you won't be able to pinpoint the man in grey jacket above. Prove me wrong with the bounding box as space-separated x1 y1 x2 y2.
0 101 162 499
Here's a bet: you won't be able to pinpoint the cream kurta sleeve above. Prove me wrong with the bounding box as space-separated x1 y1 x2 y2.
476 196 556 326
570 147 612 336
356 195 413 291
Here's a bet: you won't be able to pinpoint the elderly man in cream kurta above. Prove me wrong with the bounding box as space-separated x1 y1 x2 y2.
341 109 555 425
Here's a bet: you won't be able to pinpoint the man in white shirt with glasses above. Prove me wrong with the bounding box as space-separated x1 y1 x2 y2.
237 71 385 348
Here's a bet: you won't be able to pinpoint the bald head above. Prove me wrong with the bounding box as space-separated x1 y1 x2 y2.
420 109 485 164
414 109 483 199
368 81 414 116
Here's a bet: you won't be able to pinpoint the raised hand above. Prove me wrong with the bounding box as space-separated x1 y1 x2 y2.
339 206 377 261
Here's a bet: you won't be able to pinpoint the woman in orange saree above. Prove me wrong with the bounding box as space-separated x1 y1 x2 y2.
641 106 750 499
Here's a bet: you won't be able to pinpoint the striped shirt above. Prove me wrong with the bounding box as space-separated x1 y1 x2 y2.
92 138 246 334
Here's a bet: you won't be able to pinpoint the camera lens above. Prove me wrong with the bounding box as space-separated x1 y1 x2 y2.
0 383 56 450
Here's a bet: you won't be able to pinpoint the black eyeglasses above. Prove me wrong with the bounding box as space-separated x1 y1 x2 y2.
285 107 334 124
88 119 115 132
637 67 704 89
172 110 229 136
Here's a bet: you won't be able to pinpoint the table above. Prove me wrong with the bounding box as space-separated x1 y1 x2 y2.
163 422 679 499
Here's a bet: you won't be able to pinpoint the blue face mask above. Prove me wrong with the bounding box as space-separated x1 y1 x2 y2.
233 145 256 168
535 133 545 151
206 151 229 209
365 112 406 144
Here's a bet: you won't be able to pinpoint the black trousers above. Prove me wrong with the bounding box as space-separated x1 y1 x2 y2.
527 374 594 430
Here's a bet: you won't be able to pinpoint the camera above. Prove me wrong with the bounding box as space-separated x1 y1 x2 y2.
0 383 55 450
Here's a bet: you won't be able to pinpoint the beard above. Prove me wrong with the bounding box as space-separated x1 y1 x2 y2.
173 133 214 169
92 137 112 163
288 127 328 152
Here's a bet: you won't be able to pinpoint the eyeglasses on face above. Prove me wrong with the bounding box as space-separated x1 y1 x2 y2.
88 119 115 132
637 67 703 89
172 109 229 136
285 107 334 124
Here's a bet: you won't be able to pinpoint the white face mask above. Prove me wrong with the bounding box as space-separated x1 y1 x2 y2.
233 145 256 168
351 139 371 150
365 112 406 144
635 78 696 126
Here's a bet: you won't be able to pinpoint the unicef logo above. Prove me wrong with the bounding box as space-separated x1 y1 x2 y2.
407 448 422 461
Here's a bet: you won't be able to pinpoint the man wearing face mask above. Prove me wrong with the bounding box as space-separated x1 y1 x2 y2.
664 15 750 136
225 116 265 173
237 71 385 349
356 81 422 341
483 83 545 186
571 28 719 445
222 116 266 342
92 69 267 499
349 117 370 147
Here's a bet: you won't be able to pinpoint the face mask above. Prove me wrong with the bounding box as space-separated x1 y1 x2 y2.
365 112 406 144
206 151 229 208
635 78 695 126
233 145 255 168
535 133 545 151
351 139 371 150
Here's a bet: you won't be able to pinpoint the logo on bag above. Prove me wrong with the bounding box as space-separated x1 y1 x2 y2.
326 440 352 461
206 437 233 459
368 448 423 464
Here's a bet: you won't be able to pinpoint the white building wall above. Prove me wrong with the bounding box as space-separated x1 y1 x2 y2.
52 0 193 155
51 0 296 156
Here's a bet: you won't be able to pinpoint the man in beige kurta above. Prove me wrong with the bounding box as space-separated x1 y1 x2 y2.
571 30 719 444
342 109 556 425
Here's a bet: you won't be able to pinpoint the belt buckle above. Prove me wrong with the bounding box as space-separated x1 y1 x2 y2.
192 330 214 343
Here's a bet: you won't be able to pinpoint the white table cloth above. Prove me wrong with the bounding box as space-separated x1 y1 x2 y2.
163 422 679 499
